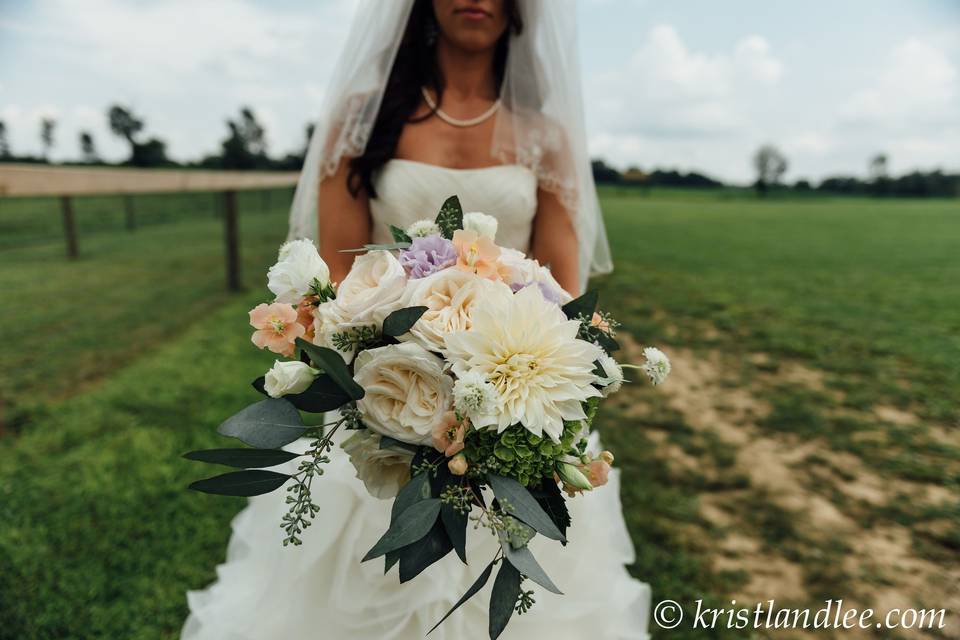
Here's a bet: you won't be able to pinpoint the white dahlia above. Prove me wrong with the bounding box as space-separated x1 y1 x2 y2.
444 285 604 442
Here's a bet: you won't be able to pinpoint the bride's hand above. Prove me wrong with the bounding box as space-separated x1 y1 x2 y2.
318 157 371 283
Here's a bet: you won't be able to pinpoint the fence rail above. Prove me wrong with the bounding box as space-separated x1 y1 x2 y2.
0 164 301 291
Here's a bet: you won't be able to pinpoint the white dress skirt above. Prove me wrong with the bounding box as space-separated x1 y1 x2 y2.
182 160 651 639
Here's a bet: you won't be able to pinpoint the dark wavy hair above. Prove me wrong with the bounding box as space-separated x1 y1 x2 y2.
347 0 523 199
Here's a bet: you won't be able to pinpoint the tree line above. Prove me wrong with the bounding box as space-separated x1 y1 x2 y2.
0 106 956 197
592 144 958 198
0 104 310 171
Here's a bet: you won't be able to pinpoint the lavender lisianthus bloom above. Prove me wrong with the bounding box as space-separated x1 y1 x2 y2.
399 235 458 279
510 280 565 305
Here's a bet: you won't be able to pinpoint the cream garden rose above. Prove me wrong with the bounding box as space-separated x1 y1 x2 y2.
462 211 498 240
267 239 330 304
341 430 414 499
354 342 454 445
334 250 407 324
400 269 507 353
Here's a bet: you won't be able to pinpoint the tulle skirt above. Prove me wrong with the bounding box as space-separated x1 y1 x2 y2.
182 431 650 640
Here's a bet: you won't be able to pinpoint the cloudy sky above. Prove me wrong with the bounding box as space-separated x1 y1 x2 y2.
1 0 957 184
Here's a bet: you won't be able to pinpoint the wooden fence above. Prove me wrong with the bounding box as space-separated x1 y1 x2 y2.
0 163 300 291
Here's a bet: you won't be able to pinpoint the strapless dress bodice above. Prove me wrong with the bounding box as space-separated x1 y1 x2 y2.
369 159 538 253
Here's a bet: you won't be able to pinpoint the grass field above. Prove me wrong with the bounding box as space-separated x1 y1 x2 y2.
0 188 957 639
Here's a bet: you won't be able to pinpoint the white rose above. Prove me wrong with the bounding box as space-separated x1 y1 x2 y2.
267 239 330 304
462 211 499 240
499 248 572 305
405 219 441 238
354 342 454 445
401 269 511 353
263 360 319 398
335 250 407 324
341 430 414 499
595 353 624 397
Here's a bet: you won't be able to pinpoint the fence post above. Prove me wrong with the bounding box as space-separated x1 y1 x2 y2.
61 195 78 259
223 189 241 292
124 195 136 231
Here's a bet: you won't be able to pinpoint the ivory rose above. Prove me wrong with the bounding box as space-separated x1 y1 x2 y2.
341 430 414 499
334 250 407 324
462 211 499 240
400 269 509 353
263 360 318 398
354 342 454 445
267 239 330 304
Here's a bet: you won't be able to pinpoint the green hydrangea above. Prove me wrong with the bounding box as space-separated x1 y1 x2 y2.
463 419 586 487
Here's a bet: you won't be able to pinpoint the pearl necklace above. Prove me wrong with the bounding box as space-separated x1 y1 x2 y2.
421 87 501 128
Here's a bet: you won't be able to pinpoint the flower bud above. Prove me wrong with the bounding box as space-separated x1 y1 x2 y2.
263 360 319 398
448 453 469 476
556 462 593 492
600 450 615 465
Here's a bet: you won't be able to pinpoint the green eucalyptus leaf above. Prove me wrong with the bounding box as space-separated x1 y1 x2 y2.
561 290 598 320
499 536 562 595
441 502 469 564
362 499 441 561
339 242 411 253
487 473 566 542
397 518 453 582
428 560 495 635
296 339 365 400
188 470 290 497
390 224 412 243
217 398 305 449
489 560 521 640
435 195 464 239
382 306 428 337
182 448 299 469
254 374 352 412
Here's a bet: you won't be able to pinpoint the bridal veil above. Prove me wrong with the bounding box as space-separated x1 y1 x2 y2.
286 0 612 291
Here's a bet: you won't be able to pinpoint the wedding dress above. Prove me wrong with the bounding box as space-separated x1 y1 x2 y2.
182 160 651 640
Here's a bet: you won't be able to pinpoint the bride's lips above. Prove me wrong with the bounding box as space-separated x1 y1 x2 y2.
454 7 491 21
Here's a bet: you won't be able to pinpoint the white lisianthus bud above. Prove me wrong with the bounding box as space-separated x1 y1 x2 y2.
641 347 671 386
452 370 498 428
267 239 330 304
263 360 319 398
556 462 593 492
462 211 498 240
448 453 469 476
595 354 624 397
406 219 442 238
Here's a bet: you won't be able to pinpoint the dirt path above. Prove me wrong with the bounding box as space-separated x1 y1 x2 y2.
619 335 958 639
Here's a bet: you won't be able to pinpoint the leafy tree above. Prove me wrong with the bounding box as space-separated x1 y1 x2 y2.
0 120 9 158
220 107 268 169
108 104 145 159
752 144 788 196
79 131 99 163
40 118 56 160
868 152 890 196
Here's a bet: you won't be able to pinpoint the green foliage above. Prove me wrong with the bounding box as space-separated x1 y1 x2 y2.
463 421 581 487
188 469 290 497
434 195 463 239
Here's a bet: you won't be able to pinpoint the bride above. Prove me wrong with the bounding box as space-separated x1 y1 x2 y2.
183 1 650 638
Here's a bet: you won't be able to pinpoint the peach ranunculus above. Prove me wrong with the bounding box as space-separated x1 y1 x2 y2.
295 295 319 342
432 411 466 457
249 302 305 357
591 312 611 333
581 451 615 488
452 229 508 280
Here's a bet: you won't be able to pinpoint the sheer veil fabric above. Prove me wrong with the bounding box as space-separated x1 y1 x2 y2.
287 0 612 292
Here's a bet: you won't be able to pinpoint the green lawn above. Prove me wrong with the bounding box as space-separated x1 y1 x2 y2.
0 189 956 639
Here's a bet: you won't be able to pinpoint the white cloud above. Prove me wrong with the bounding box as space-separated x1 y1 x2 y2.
1 0 355 160
591 25 783 138
840 38 957 128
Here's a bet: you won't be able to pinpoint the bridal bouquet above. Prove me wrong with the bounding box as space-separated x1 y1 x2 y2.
185 196 670 638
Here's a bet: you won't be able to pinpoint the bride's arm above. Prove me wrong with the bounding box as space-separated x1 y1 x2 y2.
318 158 371 284
531 187 580 297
